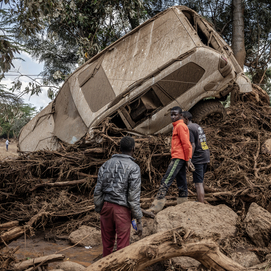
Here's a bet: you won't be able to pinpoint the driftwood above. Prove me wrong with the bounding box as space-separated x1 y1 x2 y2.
141 209 155 218
0 226 27 246
0 221 19 231
14 254 65 271
30 178 89 191
86 226 245 271
248 261 271 270
77 172 98 178
84 148 104 154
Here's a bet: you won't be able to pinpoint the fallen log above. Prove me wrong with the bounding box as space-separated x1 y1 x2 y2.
13 254 65 271
77 172 98 178
0 221 19 231
86 226 245 271
141 197 223 209
0 226 28 246
248 261 271 270
30 178 89 191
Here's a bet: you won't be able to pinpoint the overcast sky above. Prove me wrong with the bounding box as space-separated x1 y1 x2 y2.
3 52 53 110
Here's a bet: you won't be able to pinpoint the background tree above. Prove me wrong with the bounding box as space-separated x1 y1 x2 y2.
152 0 271 95
0 82 36 138
1 0 271 98
232 0 246 69
0 0 152 98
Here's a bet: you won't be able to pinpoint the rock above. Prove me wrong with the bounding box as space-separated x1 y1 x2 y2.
230 250 260 267
154 201 238 242
69 225 101 247
56 261 86 271
130 217 155 243
262 139 271 154
172 256 201 269
244 202 271 247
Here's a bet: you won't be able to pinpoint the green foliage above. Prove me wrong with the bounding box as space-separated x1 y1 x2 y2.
0 101 37 138
0 83 36 138
1 0 152 93
1 0 271 99
153 0 271 95
0 9 21 73
10 103 37 137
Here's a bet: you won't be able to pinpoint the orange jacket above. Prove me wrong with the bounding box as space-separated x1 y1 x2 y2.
171 119 192 161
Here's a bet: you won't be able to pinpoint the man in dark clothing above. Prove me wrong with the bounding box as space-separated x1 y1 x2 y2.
182 111 210 203
94 136 143 257
149 106 192 213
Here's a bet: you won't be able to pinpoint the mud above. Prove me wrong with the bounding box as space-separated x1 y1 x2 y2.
5 230 102 269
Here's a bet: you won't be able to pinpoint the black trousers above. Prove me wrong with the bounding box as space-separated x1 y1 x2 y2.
157 158 187 199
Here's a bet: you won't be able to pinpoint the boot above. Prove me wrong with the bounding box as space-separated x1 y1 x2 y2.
177 197 188 205
149 198 166 213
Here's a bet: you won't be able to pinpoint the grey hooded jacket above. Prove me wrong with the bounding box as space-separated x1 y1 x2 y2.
94 154 143 220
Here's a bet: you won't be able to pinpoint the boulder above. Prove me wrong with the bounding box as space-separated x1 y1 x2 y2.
230 250 260 267
69 225 101 247
244 202 271 247
172 256 201 270
154 201 238 241
55 261 85 271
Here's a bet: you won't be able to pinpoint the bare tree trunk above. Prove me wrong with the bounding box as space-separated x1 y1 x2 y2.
86 227 245 271
232 0 246 69
14 254 65 271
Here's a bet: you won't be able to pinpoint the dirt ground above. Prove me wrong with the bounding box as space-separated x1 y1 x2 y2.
0 139 18 160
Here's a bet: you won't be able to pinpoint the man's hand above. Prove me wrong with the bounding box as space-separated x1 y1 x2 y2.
186 159 195 172
137 222 143 237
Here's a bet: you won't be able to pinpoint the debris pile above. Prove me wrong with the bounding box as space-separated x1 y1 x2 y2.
203 100 271 213
1 86 271 270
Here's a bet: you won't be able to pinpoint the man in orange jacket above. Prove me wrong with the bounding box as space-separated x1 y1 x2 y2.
150 106 192 213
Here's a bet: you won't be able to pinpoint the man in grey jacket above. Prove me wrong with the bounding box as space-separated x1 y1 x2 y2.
94 136 143 257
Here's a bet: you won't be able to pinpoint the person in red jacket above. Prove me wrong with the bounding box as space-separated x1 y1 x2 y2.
150 106 192 213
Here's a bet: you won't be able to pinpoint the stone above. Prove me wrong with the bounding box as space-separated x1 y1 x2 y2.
244 202 271 247
172 256 201 269
56 261 86 271
230 250 260 267
261 139 271 155
69 225 101 247
154 201 238 242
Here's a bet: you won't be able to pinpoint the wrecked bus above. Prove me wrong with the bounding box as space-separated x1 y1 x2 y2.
18 5 252 152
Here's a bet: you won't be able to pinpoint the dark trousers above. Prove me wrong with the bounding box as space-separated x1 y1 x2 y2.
100 202 131 257
157 158 187 199
193 163 208 183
